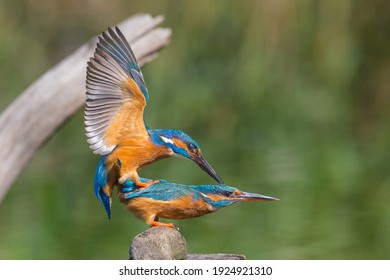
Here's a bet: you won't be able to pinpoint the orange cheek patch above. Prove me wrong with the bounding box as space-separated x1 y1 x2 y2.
172 139 191 155
208 194 226 202
233 190 242 197
172 139 187 149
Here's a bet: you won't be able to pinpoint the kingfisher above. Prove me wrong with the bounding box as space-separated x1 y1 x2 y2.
117 176 278 228
85 27 223 211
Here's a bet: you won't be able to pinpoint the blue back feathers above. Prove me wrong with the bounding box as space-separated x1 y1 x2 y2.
123 180 238 208
94 156 111 219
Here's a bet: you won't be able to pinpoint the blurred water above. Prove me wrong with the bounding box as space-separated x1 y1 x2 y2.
0 0 389 259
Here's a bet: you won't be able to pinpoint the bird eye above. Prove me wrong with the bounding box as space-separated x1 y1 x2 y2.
187 143 197 152
222 190 233 197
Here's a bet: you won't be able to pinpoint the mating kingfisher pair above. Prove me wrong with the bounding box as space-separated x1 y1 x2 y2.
85 27 278 228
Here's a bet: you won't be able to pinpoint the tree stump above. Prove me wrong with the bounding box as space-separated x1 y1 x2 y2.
187 254 245 260
129 226 246 260
130 226 187 260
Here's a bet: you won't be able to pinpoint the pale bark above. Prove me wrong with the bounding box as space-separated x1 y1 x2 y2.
0 14 171 202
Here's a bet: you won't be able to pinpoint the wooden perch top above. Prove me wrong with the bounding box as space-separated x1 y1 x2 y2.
0 14 171 202
129 226 246 260
130 226 187 260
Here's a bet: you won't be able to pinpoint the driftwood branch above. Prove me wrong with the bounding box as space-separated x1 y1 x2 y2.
0 14 171 202
129 227 246 260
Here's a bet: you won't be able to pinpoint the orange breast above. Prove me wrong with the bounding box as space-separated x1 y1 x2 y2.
105 137 172 173
125 195 215 222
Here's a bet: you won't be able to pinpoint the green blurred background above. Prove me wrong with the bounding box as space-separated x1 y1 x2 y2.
1 0 389 259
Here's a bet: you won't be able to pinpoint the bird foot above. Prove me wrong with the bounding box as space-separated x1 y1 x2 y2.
150 221 179 230
137 179 161 189
118 175 129 185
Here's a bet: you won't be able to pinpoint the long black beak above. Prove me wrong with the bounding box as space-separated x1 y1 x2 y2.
237 191 279 202
192 153 224 184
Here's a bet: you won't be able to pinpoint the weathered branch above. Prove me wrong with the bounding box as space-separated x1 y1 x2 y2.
187 253 246 260
129 227 246 260
130 227 187 260
0 14 171 202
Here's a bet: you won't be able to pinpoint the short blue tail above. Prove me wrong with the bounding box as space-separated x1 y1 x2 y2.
94 156 111 219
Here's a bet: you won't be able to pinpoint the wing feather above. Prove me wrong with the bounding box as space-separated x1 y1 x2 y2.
85 26 149 155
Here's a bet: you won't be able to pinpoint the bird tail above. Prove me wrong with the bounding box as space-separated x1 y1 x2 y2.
94 156 112 219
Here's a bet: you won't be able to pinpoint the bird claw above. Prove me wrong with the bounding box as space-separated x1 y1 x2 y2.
150 221 179 230
137 179 161 188
118 175 128 185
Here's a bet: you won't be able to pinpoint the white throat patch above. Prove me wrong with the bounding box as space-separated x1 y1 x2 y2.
160 136 174 144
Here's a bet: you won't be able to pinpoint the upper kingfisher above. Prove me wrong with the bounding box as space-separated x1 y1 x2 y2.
85 27 223 213
117 177 278 228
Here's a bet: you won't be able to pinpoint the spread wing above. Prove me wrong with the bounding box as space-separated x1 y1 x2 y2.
85 26 149 155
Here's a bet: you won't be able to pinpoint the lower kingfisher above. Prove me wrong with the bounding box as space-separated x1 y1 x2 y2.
117 177 278 228
85 27 223 211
